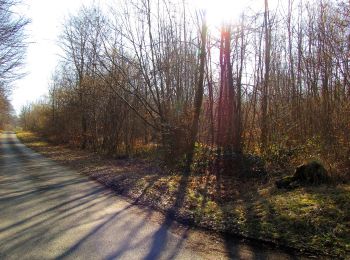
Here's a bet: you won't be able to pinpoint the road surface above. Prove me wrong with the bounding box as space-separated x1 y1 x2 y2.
0 132 308 259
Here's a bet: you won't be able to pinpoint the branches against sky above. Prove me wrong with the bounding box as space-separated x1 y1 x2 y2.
0 0 29 86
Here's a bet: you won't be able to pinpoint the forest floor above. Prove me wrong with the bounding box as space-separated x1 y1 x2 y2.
16 131 350 259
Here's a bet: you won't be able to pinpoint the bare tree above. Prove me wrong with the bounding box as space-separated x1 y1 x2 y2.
186 11 207 171
21 0 350 178
0 0 29 84
260 0 271 151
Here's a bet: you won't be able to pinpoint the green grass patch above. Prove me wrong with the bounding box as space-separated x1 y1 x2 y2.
183 184 350 258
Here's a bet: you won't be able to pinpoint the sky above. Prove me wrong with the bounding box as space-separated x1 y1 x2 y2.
11 0 274 115
12 0 93 114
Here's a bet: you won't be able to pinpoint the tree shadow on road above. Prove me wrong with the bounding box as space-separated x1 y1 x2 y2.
142 170 191 260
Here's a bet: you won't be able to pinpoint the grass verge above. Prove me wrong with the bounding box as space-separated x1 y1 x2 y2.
17 131 350 259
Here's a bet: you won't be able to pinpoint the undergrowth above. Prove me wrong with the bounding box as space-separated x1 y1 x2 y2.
17 131 350 258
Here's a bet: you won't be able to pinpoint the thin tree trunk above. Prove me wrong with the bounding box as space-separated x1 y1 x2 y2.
186 14 207 173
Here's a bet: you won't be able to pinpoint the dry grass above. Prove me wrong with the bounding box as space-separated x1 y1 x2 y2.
17 131 350 258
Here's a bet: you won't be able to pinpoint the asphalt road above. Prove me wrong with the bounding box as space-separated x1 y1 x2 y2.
0 132 308 260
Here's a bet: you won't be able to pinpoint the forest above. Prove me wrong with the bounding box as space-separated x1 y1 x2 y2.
0 0 27 130
20 0 350 179
7 0 350 257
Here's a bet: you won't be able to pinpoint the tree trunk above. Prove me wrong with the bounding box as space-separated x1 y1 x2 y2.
186 14 207 173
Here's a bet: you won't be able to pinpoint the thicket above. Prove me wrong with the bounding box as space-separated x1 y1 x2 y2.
20 0 350 179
